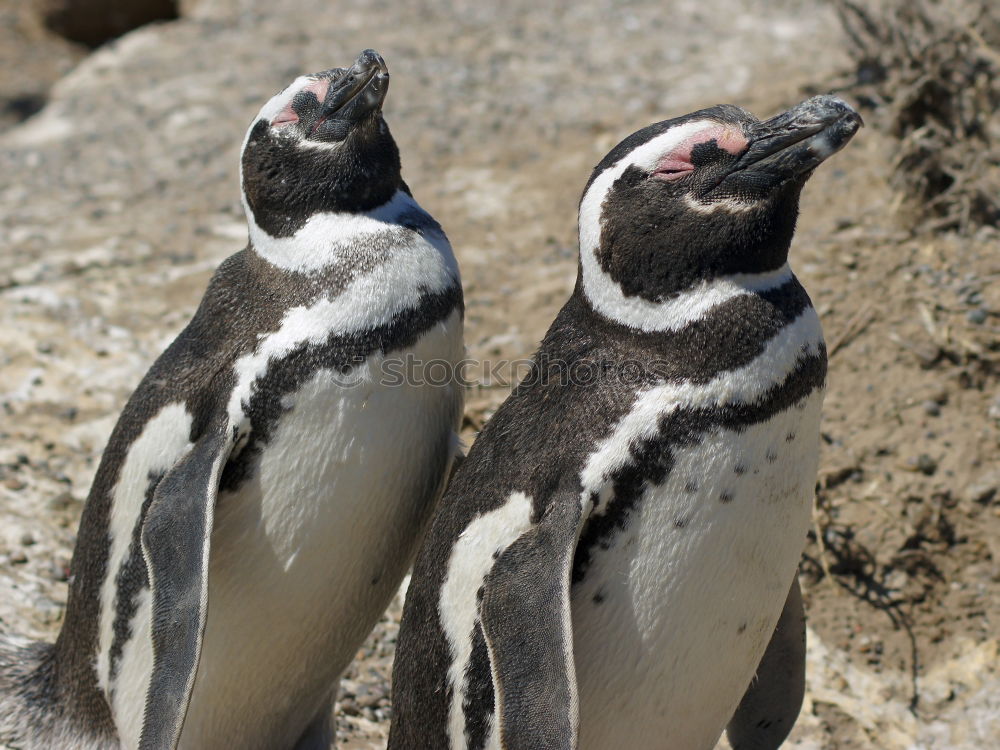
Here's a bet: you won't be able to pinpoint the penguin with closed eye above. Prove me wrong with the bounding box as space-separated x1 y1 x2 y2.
1 49 464 750
389 95 861 750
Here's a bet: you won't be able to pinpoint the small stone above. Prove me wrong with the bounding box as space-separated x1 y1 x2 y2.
10 549 27 564
988 395 1000 421
922 400 941 417
916 454 938 475
903 454 938 475
35 598 64 625
4 477 26 491
51 556 71 582
965 470 1000 505
355 686 385 709
47 491 73 511
20 532 35 546
884 569 908 591
338 698 360 716
966 308 988 325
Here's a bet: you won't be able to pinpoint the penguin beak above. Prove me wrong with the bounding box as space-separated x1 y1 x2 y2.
309 49 390 138
725 96 863 184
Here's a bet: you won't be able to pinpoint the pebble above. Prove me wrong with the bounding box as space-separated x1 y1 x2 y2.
902 454 938 475
51 556 71 582
988 394 1000 421
338 698 360 716
967 308 988 325
917 454 938 475
884 570 908 591
355 685 386 709
47 491 74 511
922 400 941 416
965 469 1000 505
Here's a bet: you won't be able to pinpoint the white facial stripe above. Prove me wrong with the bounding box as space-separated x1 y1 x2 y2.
578 120 720 260
578 120 777 332
247 190 452 274
96 403 193 694
254 75 315 128
237 75 324 198
438 491 535 750
578 307 824 513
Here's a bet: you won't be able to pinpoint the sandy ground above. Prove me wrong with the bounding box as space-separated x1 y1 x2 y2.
1 0 998 747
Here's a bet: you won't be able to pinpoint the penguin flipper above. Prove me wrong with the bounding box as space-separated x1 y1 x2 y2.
138 424 231 750
725 576 806 750
479 495 581 750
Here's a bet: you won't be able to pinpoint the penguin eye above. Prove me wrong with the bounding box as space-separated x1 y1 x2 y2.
651 125 749 182
271 104 299 127
653 155 694 181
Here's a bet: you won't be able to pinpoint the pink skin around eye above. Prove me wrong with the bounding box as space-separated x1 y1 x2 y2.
271 78 332 127
654 125 749 180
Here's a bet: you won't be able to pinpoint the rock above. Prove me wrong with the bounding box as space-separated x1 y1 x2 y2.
917 454 938 476
965 470 1000 505
42 0 180 48
988 394 1000 421
46 490 73 510
966 308 988 325
902 454 938 475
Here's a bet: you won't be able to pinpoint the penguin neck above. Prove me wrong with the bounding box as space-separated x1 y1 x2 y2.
575 234 795 334
244 188 428 274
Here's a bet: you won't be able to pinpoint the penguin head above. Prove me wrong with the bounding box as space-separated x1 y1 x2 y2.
578 95 862 304
240 49 400 238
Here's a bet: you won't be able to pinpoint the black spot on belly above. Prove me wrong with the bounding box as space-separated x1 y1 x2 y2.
720 491 734 504
674 516 688 529
592 589 606 605
734 464 746 476
738 621 747 634
684 480 698 493
786 432 796 442
766 450 778 463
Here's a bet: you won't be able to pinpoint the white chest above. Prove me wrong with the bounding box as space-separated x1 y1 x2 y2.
570 391 822 750
184 311 463 748
109 312 463 750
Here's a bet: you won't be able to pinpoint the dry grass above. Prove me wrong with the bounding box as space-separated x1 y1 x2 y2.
832 0 1000 233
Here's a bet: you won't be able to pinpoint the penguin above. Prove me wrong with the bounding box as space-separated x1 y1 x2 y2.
389 95 861 750
0 49 463 750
